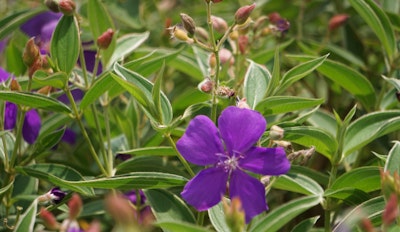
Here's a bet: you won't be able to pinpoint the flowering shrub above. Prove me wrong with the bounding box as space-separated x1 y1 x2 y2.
0 0 400 231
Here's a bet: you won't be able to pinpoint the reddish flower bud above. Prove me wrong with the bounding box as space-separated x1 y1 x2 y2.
328 14 349 31
105 193 136 226
37 86 53 95
97 28 114 50
10 79 22 92
59 0 76 16
219 48 234 65
268 12 282 24
212 0 223 3
45 0 60 13
39 207 60 230
28 58 43 79
238 35 248 54
68 193 82 219
235 3 256 25
211 15 228 34
23 38 41 67
180 13 196 36
383 194 399 226
198 78 214 94
360 218 374 232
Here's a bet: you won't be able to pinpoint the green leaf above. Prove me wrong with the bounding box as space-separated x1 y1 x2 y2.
332 196 385 232
0 8 46 40
289 56 376 110
243 60 272 109
325 167 381 203
108 32 150 69
382 75 400 91
272 172 324 196
0 180 13 195
0 91 71 113
31 127 66 159
250 39 294 64
249 196 321 232
50 15 80 74
382 0 400 13
384 141 400 175
87 0 116 67
256 96 324 116
13 199 38 232
278 54 328 93
156 221 212 232
33 70 68 89
349 0 397 60
343 111 400 156
283 126 337 161
307 109 337 137
116 146 176 157
291 216 320 232
113 62 173 125
208 201 230 232
15 164 95 196
144 189 196 223
152 62 165 123
266 48 281 96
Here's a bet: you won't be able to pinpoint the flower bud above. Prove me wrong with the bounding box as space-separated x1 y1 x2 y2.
223 197 245 232
238 35 248 54
198 78 214 94
236 98 250 109
28 58 43 79
268 12 282 24
211 15 228 34
105 193 136 226
381 170 400 201
270 125 284 140
195 27 209 41
10 79 22 92
59 0 76 16
38 187 66 205
168 26 194 44
219 48 234 65
359 218 374 232
97 28 114 50
37 86 53 95
329 14 349 31
383 194 399 226
45 0 60 13
235 3 256 25
229 30 239 40
68 193 82 219
39 207 60 230
180 13 196 36
217 86 235 98
23 38 41 67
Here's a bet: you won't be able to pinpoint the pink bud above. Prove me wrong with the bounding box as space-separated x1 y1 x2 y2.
198 78 214 94
97 28 114 49
219 48 234 65
268 12 282 24
383 194 399 226
59 0 76 16
238 35 248 54
180 13 196 36
68 193 82 219
328 14 349 31
39 207 60 230
235 3 256 25
211 15 228 34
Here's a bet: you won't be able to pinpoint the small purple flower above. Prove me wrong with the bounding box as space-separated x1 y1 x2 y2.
38 187 66 205
177 106 290 223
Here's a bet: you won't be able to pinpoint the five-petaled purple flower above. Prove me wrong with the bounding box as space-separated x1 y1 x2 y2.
177 106 290 222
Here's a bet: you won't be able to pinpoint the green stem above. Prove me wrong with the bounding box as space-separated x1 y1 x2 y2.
103 102 113 176
91 49 101 86
65 87 108 176
9 108 26 169
79 46 89 88
165 133 195 177
90 104 108 173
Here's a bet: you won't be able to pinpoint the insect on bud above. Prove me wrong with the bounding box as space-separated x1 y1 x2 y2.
97 28 114 50
180 13 196 36
59 0 76 16
235 3 256 25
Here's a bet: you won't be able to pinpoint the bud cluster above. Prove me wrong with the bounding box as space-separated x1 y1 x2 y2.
23 38 52 79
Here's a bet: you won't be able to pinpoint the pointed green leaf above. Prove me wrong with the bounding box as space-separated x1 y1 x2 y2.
0 180 14 195
108 32 150 69
244 60 272 109
256 96 324 116
87 0 116 67
33 70 68 89
0 91 71 113
144 189 196 224
278 54 328 93
152 62 165 123
50 15 80 74
156 221 212 232
349 0 397 59
0 8 46 40
116 146 176 157
31 127 66 159
208 201 230 232
273 172 324 196
15 164 94 196
13 199 38 232
383 75 400 91
344 111 400 156
283 126 337 161
291 216 320 232
249 196 321 232
384 141 400 175
307 109 337 137
267 48 281 96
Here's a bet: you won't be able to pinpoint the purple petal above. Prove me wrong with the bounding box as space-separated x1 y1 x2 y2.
218 106 266 154
229 169 268 223
124 190 146 205
4 102 18 130
20 12 61 38
0 67 11 83
181 167 228 211
62 128 76 144
239 147 290 175
58 88 84 104
78 50 103 75
177 115 224 166
22 109 41 144
40 20 58 42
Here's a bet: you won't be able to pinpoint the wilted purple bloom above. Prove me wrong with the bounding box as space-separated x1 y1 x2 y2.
38 187 66 205
4 102 41 144
275 19 290 33
177 106 290 222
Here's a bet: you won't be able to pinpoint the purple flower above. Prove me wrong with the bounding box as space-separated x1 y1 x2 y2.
4 102 41 144
38 187 66 205
177 106 290 222
0 67 11 83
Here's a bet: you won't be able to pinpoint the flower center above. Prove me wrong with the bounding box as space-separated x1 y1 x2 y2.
216 150 243 172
